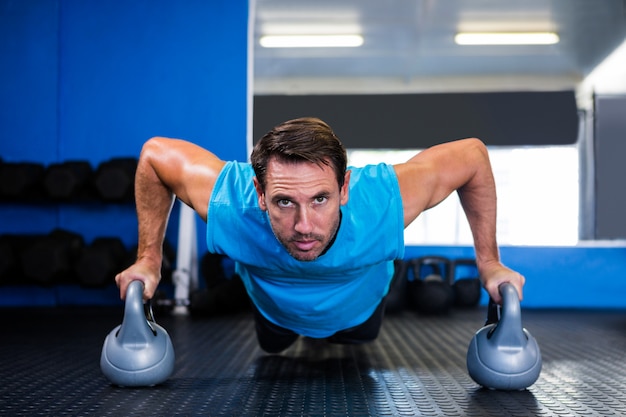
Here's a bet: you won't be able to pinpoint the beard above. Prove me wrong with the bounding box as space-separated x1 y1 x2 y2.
270 213 341 262
284 232 327 261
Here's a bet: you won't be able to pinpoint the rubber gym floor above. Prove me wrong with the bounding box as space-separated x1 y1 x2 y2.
1 306 626 416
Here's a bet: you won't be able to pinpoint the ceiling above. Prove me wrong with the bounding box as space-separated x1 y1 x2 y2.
253 0 626 95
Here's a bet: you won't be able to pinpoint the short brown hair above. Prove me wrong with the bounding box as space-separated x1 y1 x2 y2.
251 117 347 191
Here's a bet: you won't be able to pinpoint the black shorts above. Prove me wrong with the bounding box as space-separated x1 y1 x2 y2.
252 297 387 353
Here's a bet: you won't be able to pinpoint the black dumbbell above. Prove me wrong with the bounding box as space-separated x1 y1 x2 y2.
451 258 482 308
0 234 41 285
75 237 128 287
0 162 46 201
0 235 19 285
20 229 84 285
384 259 410 314
408 256 454 315
93 157 137 202
43 160 94 201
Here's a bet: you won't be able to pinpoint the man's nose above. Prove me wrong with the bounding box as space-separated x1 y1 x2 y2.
294 206 314 234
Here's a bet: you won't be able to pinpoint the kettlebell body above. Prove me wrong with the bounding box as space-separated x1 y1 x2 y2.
100 280 175 386
408 256 454 314
451 259 482 308
466 283 541 390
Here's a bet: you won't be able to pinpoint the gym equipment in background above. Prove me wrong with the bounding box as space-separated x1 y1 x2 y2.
100 280 175 387
0 161 46 201
0 235 19 284
43 160 94 201
93 157 138 202
408 256 454 314
466 283 542 390
169 202 198 314
451 258 482 308
19 229 84 285
75 237 127 287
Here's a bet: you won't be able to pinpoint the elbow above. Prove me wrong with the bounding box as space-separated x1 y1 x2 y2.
466 137 487 151
136 137 173 184
465 137 490 164
142 136 168 153
140 137 170 163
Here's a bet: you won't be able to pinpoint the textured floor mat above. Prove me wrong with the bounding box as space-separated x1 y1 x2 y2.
1 307 626 416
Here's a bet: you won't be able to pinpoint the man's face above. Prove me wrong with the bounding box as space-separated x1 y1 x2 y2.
254 158 350 261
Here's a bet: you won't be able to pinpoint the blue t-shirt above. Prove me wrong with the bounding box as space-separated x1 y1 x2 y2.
206 161 405 338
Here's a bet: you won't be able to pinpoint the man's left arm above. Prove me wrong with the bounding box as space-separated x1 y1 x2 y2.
393 138 524 304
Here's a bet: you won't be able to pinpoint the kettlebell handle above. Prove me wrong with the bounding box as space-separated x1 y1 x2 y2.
485 282 519 325
485 298 499 325
125 280 145 320
486 283 526 347
117 280 156 343
125 280 157 323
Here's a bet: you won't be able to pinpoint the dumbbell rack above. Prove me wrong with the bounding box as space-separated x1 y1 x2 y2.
0 158 200 310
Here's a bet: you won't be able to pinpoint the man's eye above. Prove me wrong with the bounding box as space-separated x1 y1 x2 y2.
278 199 292 207
314 196 327 205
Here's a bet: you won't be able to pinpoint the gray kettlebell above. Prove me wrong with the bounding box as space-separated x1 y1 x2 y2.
100 280 175 386
466 283 541 390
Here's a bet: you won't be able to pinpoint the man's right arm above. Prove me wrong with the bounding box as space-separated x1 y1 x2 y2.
394 138 524 304
115 137 226 300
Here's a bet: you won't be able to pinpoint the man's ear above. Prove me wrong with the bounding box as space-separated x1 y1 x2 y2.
253 177 267 210
340 170 351 205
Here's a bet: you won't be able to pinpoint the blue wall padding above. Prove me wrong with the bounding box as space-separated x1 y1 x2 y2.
0 1 249 250
406 245 626 309
57 0 248 163
0 0 59 164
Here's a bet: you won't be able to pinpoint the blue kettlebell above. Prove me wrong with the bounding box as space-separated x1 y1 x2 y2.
466 283 541 390
100 280 175 386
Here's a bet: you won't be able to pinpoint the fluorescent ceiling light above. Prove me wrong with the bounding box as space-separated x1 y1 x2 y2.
259 34 364 48
455 32 559 45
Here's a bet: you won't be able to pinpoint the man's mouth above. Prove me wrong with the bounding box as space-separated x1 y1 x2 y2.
293 240 318 251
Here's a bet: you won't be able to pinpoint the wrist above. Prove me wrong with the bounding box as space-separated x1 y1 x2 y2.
476 258 502 278
135 252 163 271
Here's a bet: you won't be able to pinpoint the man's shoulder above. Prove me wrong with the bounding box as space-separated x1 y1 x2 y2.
211 161 257 204
219 161 255 185
348 163 397 188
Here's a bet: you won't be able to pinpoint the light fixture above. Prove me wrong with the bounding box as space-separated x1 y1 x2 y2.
259 34 364 48
454 32 559 46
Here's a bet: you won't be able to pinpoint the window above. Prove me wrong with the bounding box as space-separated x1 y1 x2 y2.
347 146 579 246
